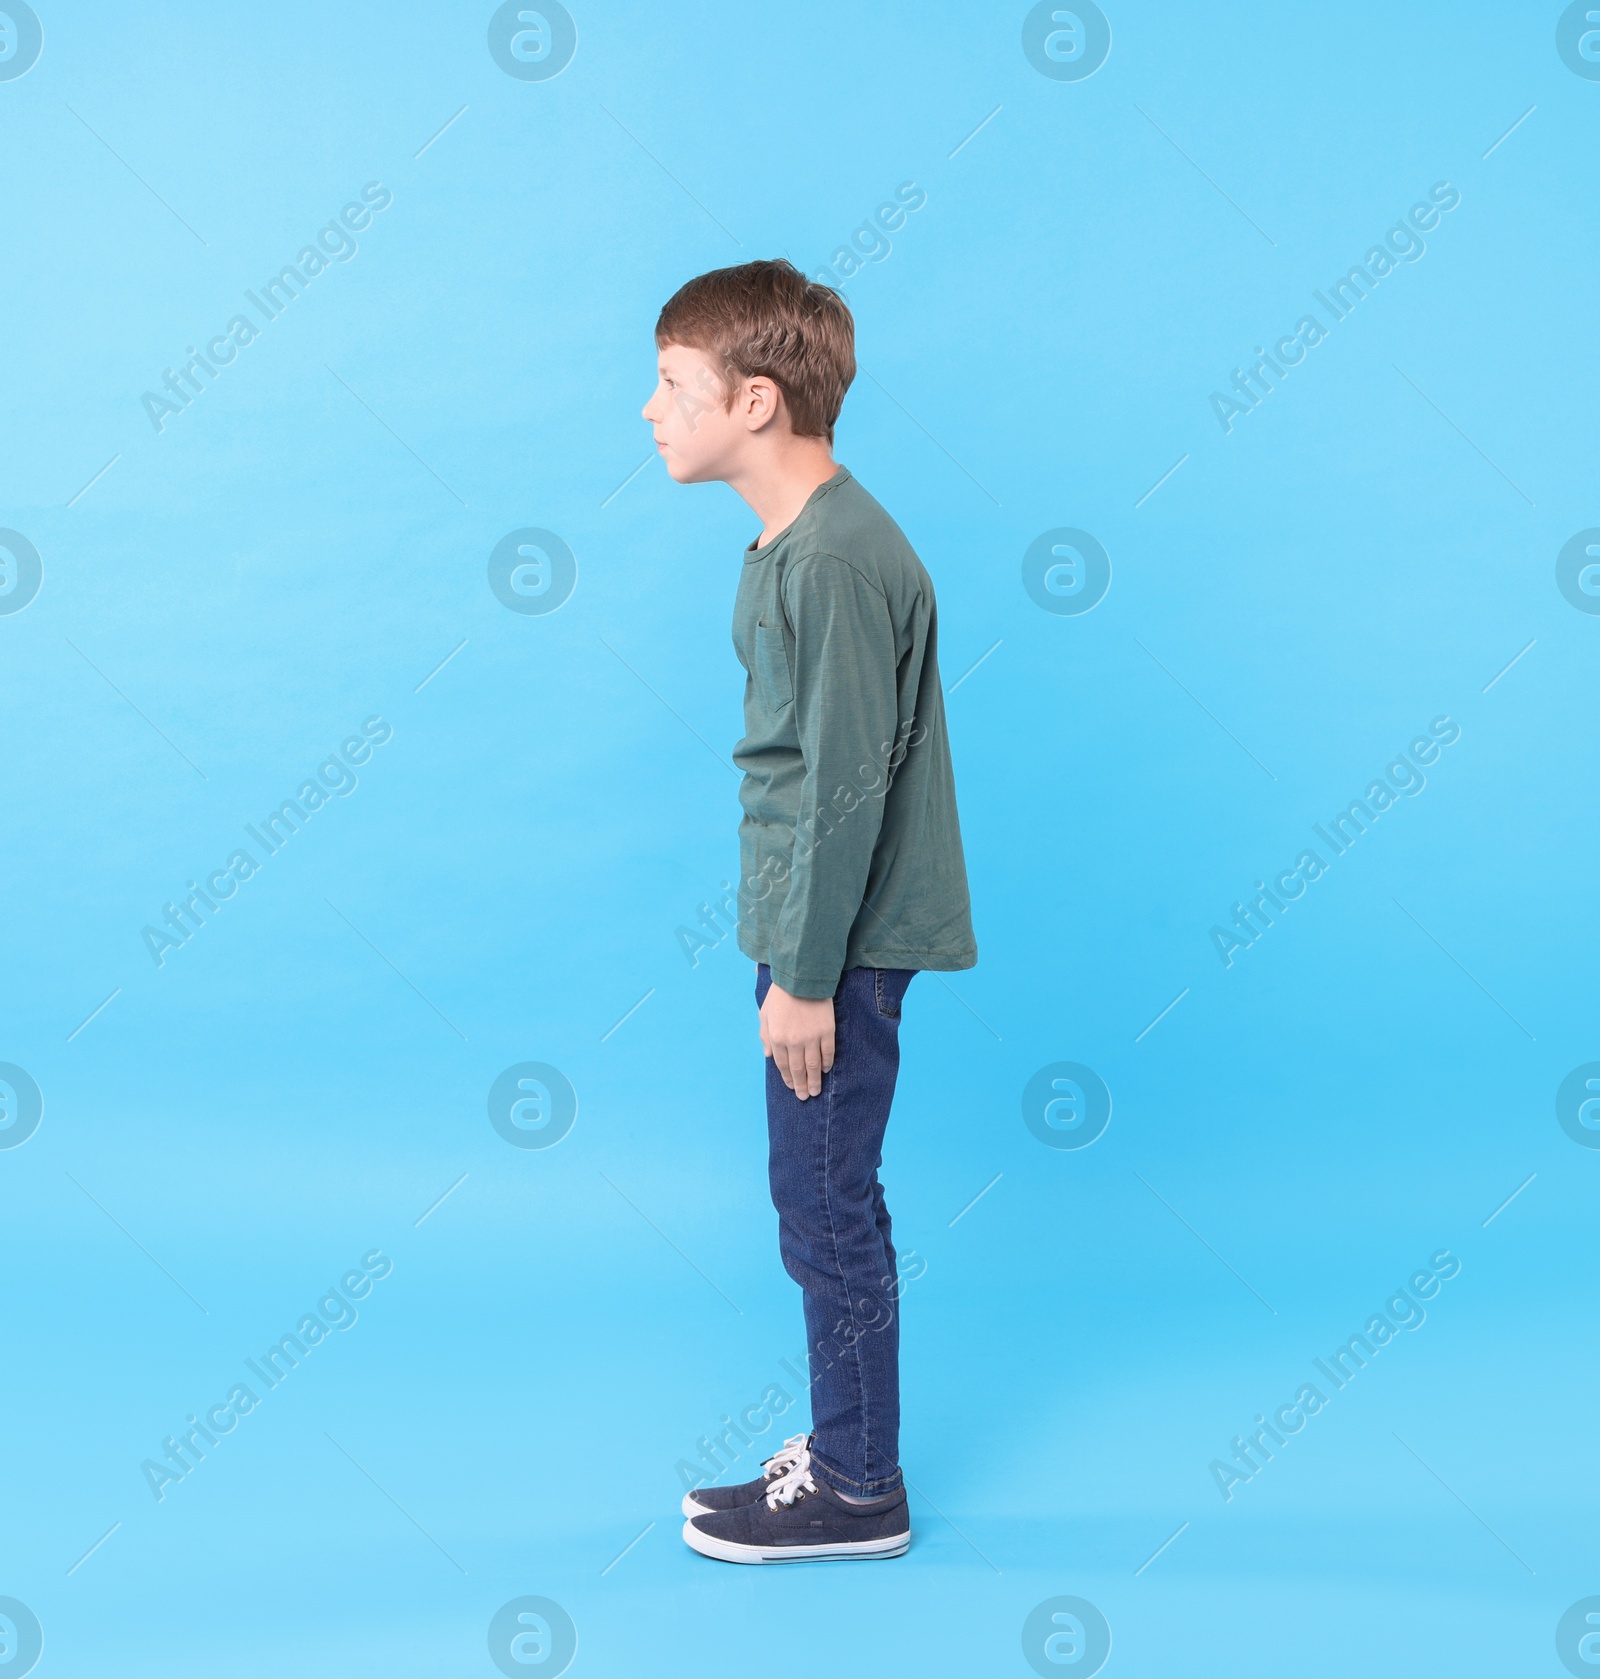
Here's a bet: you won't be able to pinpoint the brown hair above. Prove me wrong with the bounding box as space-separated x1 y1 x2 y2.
654 258 855 441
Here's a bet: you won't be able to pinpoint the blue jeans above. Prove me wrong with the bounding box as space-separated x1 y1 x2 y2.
757 961 917 1498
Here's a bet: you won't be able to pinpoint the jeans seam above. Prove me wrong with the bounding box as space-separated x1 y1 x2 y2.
817 1003 875 1490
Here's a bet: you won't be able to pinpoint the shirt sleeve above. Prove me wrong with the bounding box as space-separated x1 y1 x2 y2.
769 552 900 999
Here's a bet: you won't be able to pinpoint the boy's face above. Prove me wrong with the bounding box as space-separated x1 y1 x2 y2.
642 343 744 483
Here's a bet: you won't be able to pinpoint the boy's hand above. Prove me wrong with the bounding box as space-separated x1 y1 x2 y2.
759 982 836 1101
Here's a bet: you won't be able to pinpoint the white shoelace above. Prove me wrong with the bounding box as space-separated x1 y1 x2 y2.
764 1443 818 1509
760 1433 811 1482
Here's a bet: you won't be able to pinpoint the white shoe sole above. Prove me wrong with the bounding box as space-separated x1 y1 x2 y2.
681 1520 909 1564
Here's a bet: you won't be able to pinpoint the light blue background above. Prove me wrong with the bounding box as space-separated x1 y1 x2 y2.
2 2 1596 1674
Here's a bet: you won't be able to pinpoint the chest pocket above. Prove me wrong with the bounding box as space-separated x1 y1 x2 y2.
753 621 793 711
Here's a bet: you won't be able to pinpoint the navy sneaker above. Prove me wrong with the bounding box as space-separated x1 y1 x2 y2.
680 1433 811 1519
683 1444 910 1563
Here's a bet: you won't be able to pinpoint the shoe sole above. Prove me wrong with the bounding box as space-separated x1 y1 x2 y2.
681 1520 909 1564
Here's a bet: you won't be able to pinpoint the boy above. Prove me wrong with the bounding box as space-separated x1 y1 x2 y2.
642 259 976 1563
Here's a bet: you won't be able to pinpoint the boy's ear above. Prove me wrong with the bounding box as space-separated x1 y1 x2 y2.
741 374 785 433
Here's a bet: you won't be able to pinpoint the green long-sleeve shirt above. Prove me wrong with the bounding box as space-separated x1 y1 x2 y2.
730 466 977 998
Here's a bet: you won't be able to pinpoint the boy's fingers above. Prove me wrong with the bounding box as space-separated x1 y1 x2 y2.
772 1042 796 1093
802 1039 824 1096
783 1042 812 1101
821 1031 836 1073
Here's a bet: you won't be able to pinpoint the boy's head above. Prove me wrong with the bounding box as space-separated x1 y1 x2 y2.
644 259 854 483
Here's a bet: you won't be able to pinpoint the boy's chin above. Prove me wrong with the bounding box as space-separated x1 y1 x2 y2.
663 454 714 484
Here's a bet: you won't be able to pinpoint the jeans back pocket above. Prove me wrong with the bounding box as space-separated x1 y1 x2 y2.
873 967 916 1018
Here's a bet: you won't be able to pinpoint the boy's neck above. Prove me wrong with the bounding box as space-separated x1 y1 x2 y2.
727 436 841 547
